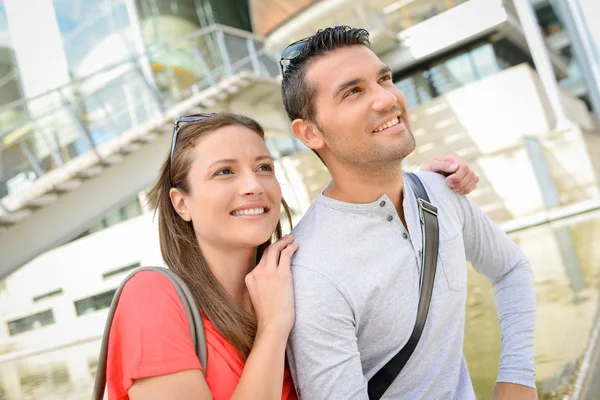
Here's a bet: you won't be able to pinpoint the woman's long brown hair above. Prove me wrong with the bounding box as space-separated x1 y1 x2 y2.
148 113 292 359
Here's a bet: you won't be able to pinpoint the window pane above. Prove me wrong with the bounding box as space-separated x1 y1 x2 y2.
470 44 500 80
395 76 420 109
428 52 477 95
103 208 123 228
32 288 64 303
7 309 55 335
121 199 142 220
394 73 433 109
102 262 141 279
74 289 117 316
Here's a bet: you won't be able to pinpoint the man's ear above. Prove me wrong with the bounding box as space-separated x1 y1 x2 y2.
291 119 325 151
169 188 192 222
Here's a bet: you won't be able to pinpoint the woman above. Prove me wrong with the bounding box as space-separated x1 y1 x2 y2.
105 113 478 399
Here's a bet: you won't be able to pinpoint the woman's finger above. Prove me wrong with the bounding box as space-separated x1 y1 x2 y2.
446 164 469 186
278 243 299 272
265 235 294 268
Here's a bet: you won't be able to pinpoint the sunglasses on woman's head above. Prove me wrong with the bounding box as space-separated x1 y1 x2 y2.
169 113 216 184
279 36 312 76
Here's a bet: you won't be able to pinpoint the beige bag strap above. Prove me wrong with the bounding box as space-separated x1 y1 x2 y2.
91 267 207 400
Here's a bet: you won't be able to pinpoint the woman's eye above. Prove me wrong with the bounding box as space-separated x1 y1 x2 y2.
215 168 233 176
257 163 274 172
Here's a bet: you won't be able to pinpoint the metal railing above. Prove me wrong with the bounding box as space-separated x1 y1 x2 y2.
0 24 279 200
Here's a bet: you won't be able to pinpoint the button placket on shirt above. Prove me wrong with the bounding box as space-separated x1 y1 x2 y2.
381 196 420 276
381 199 410 241
381 200 395 223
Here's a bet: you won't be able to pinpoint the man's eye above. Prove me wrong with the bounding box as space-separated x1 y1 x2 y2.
344 88 360 98
380 75 392 82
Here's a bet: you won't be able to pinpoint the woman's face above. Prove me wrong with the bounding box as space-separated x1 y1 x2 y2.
171 125 282 251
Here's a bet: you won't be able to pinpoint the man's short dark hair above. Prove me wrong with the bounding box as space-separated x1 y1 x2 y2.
281 26 371 123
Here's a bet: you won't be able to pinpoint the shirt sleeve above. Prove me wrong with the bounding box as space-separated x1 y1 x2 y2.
456 193 537 388
106 270 202 396
287 265 368 400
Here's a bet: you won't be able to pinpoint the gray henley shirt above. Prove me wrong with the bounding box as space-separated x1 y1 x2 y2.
287 171 536 399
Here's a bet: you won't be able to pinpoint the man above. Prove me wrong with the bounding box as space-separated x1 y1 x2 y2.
281 27 536 399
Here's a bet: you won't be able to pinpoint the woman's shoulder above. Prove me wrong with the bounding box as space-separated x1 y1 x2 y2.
107 269 203 395
119 269 183 307
122 268 176 291
112 269 192 336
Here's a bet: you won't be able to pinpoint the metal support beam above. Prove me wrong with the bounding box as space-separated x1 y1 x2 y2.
246 38 262 76
193 45 217 86
523 136 561 208
216 30 234 77
552 0 600 123
19 142 43 177
513 0 571 131
60 91 103 162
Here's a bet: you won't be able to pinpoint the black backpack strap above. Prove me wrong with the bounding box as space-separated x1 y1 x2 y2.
367 172 440 399
92 267 207 400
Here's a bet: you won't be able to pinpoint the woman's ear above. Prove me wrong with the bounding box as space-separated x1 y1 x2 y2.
291 119 325 151
169 188 192 222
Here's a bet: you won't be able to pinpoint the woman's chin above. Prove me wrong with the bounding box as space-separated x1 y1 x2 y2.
238 230 277 249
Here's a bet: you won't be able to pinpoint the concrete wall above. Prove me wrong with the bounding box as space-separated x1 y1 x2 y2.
0 212 163 353
403 63 599 222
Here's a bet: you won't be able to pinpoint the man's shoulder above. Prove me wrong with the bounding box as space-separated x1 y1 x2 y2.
290 198 359 278
412 171 450 193
291 198 337 239
412 171 463 207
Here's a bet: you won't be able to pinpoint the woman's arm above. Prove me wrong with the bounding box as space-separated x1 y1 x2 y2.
229 325 288 399
128 327 288 400
230 235 298 399
129 370 212 400
128 236 298 400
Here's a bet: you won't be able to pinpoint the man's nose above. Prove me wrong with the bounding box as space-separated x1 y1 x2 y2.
372 85 397 112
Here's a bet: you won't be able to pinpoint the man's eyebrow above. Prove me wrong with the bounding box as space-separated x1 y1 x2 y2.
332 67 393 99
378 66 392 76
333 78 363 99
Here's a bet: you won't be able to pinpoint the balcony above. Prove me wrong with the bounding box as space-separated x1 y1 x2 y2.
0 24 292 278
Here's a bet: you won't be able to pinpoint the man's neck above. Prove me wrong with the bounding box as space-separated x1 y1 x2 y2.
324 163 407 226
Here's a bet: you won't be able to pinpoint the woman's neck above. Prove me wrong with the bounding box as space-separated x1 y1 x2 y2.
199 242 257 312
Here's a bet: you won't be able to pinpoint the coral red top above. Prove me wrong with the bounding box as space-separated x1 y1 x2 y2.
106 271 297 399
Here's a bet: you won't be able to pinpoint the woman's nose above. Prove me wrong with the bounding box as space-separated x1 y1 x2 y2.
241 172 264 196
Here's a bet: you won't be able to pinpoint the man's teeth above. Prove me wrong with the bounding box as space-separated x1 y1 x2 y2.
232 208 265 216
375 117 400 132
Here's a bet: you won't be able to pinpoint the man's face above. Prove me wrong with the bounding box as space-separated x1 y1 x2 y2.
306 45 415 171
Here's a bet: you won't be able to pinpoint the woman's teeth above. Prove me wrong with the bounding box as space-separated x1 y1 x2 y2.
232 208 265 216
375 117 400 132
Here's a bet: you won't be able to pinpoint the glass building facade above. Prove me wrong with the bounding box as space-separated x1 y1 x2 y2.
0 0 258 198
394 38 534 109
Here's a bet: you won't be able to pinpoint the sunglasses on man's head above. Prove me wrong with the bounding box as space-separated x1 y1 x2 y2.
279 36 312 76
169 113 216 184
